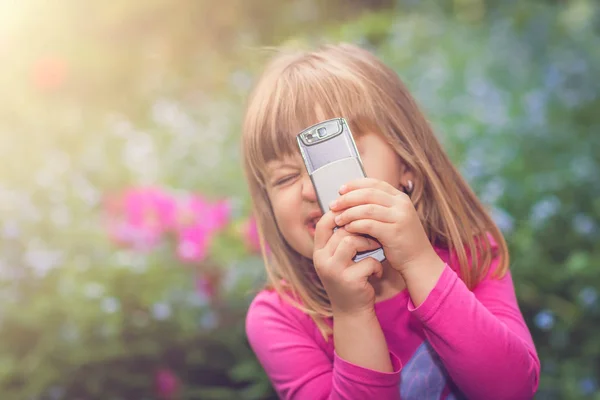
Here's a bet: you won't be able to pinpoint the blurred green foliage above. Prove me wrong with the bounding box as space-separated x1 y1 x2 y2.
0 0 599 399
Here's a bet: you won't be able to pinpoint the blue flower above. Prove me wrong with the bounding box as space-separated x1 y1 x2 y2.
152 302 172 320
534 309 554 331
578 287 598 308
101 297 121 314
579 377 597 396
199 310 218 330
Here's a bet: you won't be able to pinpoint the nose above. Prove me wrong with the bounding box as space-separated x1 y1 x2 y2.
300 173 318 203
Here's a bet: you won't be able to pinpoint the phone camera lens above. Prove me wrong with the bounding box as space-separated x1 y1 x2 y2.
317 127 327 137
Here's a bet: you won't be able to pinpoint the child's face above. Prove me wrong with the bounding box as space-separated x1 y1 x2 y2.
265 129 406 259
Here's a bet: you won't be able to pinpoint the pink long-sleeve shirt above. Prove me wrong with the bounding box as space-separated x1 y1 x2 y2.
246 244 540 399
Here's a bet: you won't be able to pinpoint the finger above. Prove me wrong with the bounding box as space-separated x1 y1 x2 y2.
332 234 381 262
330 188 394 211
334 204 397 226
323 226 351 256
342 257 384 282
339 177 398 196
313 211 337 250
344 219 395 240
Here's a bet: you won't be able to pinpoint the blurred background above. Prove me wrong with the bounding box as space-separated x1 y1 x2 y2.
1 0 599 399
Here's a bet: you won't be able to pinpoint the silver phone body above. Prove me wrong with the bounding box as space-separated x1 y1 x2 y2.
297 118 386 263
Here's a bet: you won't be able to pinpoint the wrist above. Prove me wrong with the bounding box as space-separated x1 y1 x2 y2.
399 248 444 279
332 305 376 322
399 251 446 308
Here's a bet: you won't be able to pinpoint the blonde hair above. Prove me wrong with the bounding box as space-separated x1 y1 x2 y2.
241 43 509 337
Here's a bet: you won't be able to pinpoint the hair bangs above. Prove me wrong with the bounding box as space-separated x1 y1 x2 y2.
243 50 384 187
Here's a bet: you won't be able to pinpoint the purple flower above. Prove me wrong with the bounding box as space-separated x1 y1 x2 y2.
155 368 180 399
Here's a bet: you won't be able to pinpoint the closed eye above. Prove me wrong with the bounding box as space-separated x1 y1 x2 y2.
274 174 299 186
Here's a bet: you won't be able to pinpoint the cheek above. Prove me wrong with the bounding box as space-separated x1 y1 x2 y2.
361 155 386 181
271 201 290 228
271 201 309 254
270 194 301 234
361 153 403 187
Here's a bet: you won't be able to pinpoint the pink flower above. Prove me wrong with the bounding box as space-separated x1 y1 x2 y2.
107 221 162 250
105 187 176 252
209 200 231 231
177 196 230 231
155 368 180 400
176 224 210 263
242 215 269 255
124 187 177 231
173 196 231 263
244 216 261 253
104 187 231 261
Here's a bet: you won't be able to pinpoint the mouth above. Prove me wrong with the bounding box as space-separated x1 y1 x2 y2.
305 211 322 236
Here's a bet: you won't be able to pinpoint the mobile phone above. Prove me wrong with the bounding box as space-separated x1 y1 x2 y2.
296 117 386 263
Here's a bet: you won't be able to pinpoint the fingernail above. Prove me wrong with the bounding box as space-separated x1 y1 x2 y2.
339 185 347 194
334 214 341 224
329 200 337 209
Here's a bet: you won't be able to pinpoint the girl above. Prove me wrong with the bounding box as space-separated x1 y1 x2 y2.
241 43 539 400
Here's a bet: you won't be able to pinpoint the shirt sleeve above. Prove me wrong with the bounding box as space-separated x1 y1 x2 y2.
246 291 402 400
408 258 540 400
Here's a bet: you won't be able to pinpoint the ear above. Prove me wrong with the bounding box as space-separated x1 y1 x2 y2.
399 161 415 189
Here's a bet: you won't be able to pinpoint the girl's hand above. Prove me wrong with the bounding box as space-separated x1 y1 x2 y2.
313 211 383 316
330 178 439 275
